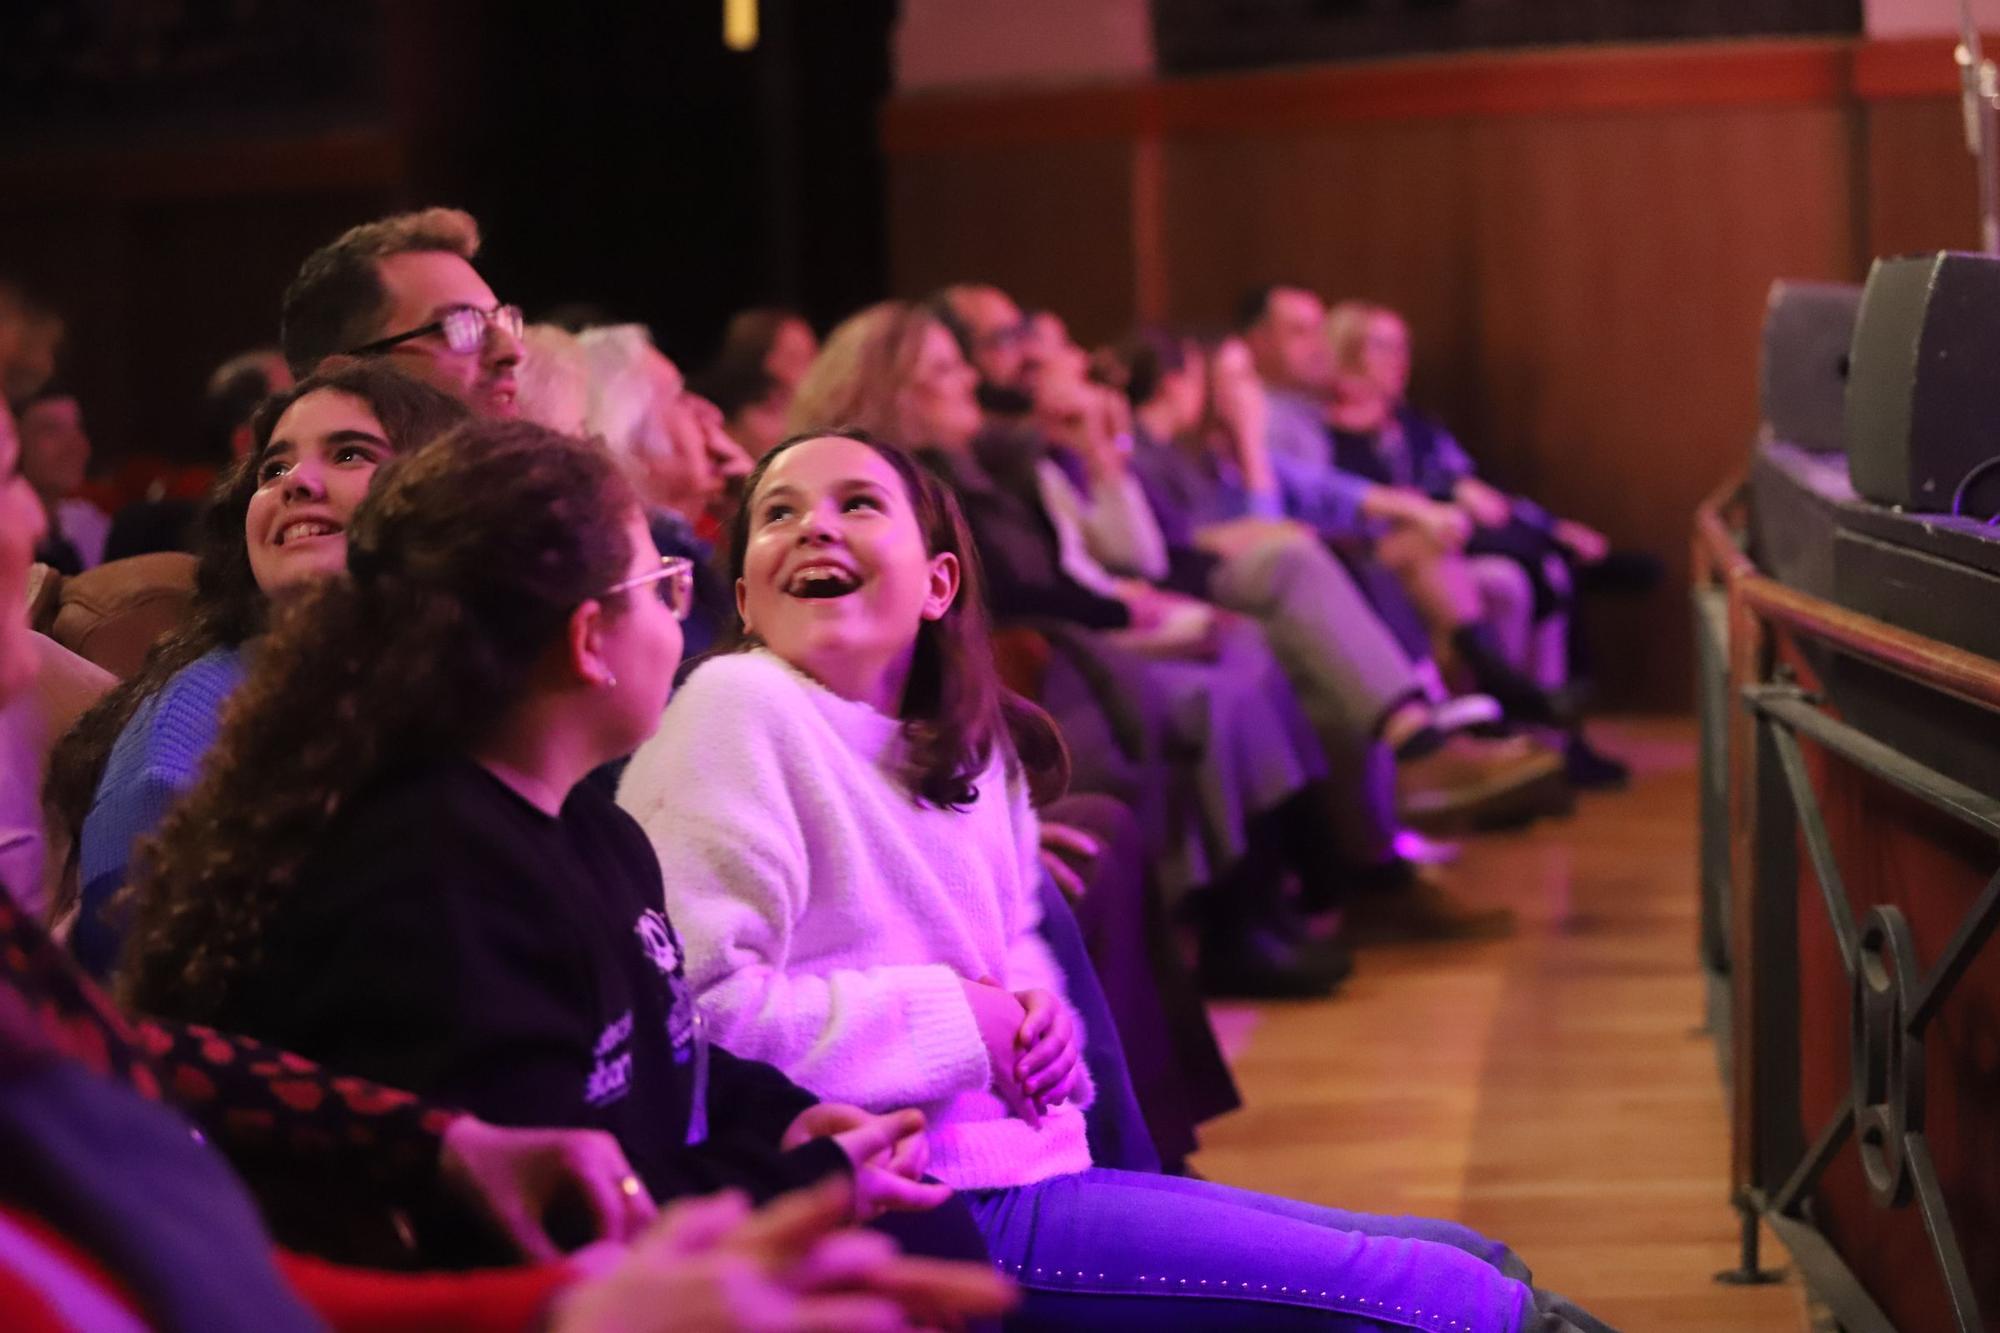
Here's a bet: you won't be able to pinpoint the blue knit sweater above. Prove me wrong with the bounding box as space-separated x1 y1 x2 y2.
75 647 246 978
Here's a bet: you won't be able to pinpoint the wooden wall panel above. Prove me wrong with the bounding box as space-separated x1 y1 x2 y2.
883 38 1989 709
1465 106 1859 708
886 140 1138 344
1160 121 1478 423
1864 98 1984 257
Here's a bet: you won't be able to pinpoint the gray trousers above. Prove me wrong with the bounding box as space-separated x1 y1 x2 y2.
1134 616 1326 895
1207 530 1422 863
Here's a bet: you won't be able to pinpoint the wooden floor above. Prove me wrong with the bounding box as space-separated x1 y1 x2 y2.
1190 717 1809 1332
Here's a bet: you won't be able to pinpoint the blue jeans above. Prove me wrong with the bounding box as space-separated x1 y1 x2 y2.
964 1168 1587 1332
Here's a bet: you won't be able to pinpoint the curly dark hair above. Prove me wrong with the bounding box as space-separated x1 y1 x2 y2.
42 361 470 926
722 428 1068 811
120 420 639 1022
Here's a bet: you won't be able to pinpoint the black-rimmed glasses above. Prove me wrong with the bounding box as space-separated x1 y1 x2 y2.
603 556 695 621
348 304 524 358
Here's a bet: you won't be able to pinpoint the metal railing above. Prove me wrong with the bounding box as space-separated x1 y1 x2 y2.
1695 476 2000 1332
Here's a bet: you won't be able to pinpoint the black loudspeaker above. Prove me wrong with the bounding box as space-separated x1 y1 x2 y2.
1759 279 1860 452
1845 252 2000 515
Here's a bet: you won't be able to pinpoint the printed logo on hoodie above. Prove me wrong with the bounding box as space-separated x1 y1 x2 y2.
636 908 699 1063
585 1009 636 1107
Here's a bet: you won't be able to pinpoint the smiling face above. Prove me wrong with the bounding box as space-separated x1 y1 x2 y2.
0 400 46 698
900 322 983 452
371 250 522 418
244 390 395 595
736 434 958 711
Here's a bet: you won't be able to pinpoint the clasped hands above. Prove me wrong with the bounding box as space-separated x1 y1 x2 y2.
959 976 1083 1127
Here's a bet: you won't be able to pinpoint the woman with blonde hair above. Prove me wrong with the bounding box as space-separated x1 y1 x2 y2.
789 301 1354 1001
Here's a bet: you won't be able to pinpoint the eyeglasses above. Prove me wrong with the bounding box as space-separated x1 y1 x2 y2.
347 303 524 358
602 555 695 621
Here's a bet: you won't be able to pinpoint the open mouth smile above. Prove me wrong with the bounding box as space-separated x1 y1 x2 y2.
787 563 861 599
275 519 342 547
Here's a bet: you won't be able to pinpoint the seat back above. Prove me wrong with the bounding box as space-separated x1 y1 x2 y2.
33 554 198 679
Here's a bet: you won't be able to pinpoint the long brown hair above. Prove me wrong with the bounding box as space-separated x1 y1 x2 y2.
784 301 936 444
42 361 469 924
723 429 1067 811
119 421 638 1022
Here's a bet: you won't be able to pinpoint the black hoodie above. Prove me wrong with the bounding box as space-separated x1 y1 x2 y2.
210 756 846 1207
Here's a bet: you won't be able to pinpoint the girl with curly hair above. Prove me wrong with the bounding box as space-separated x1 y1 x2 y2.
120 419 963 1241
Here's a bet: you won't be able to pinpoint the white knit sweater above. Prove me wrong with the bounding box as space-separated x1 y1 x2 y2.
618 649 1094 1190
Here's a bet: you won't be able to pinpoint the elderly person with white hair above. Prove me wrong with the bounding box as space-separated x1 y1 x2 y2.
575 323 749 662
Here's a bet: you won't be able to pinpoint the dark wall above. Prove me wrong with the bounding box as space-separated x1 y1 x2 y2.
0 0 895 466
433 0 894 369
1153 0 1864 74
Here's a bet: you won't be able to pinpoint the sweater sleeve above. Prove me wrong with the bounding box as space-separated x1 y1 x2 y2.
620 661 992 1114
75 654 243 978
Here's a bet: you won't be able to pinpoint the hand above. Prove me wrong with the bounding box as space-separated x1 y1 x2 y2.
1553 517 1610 564
1212 369 1273 486
1412 498 1471 551
1011 988 1082 1114
1452 478 1512 529
1044 384 1133 480
958 977 1042 1126
782 1104 930 1183
550 1179 1018 1333
439 1117 657 1262
784 1105 952 1221
1113 578 1169 631
1038 821 1102 902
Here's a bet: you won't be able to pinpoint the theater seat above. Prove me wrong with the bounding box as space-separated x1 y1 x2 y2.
30 554 197 679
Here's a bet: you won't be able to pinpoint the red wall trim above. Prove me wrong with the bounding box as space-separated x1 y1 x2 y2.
885 35 1992 155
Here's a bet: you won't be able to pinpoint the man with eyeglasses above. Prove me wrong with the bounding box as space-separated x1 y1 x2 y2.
280 207 524 419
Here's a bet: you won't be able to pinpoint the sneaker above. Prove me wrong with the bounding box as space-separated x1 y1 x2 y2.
1431 693 1504 734
1394 733 1568 834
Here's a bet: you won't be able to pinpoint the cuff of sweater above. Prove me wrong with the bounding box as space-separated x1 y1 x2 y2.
895 966 991 1102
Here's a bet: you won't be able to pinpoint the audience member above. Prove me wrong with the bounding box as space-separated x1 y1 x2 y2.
622 429 1613 1331
578 324 748 661
119 420 981 1256
715 306 820 391
515 323 593 437
280 206 524 418
792 302 1353 998
46 363 472 975
1324 303 1646 786
1239 283 1567 728
7 404 1008 1328
698 307 817 461
105 350 296 562
17 389 105 574
1113 325 1563 850
0 280 63 405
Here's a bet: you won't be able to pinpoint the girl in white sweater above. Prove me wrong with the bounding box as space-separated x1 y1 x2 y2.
621 431 1610 1332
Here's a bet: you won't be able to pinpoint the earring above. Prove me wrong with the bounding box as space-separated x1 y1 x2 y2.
605 672 619 689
